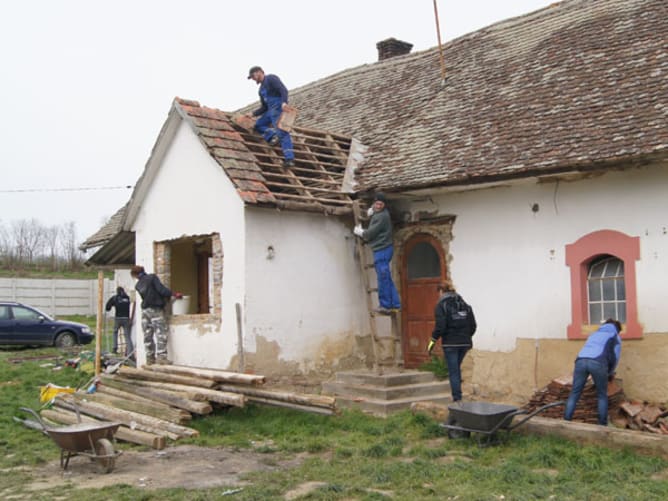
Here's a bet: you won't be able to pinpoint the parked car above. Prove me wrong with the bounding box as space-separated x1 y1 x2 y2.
0 301 94 348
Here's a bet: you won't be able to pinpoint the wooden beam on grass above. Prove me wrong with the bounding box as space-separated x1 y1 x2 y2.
142 364 266 386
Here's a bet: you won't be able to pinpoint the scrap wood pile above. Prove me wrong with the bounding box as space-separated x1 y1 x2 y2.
524 374 625 424
43 364 337 450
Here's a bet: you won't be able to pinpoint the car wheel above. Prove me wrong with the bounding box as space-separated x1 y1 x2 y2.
55 331 76 348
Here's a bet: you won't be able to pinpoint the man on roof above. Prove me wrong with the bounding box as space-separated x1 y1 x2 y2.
247 66 295 167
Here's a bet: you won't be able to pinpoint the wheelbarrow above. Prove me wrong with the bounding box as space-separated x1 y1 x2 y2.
19 407 122 473
441 401 565 446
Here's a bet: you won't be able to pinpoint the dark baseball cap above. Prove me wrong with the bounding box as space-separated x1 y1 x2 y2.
247 66 263 79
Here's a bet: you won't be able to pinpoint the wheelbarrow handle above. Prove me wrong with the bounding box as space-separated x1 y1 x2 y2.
507 401 566 431
19 407 48 433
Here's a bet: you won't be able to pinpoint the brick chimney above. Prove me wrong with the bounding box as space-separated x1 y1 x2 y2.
376 38 413 61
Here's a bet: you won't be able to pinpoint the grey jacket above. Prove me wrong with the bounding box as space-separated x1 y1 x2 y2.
363 209 393 251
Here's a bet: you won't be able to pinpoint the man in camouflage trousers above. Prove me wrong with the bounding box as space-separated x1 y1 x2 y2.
130 265 177 365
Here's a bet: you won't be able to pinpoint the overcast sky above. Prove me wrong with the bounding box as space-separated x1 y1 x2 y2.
0 0 556 245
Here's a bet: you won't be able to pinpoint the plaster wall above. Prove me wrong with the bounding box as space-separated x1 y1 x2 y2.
400 162 668 403
131 120 246 367
243 208 370 379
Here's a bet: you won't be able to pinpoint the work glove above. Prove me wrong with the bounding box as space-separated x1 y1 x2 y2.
427 339 435 354
353 224 364 237
367 206 375 217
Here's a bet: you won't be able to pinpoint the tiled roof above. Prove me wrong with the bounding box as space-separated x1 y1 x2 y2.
175 99 354 215
279 0 667 192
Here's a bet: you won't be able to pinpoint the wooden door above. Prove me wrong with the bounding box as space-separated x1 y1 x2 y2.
401 234 446 368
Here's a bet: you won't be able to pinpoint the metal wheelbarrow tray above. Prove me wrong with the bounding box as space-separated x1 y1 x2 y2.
20 407 122 473
441 401 565 446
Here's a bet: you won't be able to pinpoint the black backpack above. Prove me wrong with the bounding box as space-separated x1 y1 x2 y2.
445 294 476 336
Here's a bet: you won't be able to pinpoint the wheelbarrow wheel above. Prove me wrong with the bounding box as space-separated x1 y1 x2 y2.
95 438 115 473
445 416 471 439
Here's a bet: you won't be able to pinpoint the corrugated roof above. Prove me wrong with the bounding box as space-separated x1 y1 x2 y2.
280 0 667 191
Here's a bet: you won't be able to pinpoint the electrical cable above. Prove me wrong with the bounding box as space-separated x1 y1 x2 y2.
0 185 132 193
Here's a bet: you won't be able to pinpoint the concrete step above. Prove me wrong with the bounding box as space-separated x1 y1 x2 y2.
322 379 451 401
332 370 436 387
334 393 453 417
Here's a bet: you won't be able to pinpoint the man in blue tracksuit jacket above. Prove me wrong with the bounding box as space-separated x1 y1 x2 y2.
247 66 295 166
564 319 622 425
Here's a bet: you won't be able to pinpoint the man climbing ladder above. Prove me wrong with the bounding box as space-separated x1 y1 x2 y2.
353 192 401 315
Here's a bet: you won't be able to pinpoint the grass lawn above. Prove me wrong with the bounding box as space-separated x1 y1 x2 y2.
1 343 667 500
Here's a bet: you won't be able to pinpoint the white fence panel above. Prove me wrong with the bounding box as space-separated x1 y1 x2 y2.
0 277 116 316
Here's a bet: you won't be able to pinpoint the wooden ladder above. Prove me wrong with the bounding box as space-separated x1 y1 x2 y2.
352 200 402 374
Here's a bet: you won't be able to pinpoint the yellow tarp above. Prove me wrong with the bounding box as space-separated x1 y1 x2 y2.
39 383 75 404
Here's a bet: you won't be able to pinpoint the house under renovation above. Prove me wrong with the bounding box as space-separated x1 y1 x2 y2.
82 0 668 404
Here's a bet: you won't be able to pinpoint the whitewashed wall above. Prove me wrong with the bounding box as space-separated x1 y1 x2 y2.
244 208 368 371
132 119 246 367
401 162 668 352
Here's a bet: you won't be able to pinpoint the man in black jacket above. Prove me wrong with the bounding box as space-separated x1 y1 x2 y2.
130 265 174 365
428 280 477 402
105 286 133 356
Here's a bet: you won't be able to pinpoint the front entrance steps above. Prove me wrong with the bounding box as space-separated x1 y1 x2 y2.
322 370 452 417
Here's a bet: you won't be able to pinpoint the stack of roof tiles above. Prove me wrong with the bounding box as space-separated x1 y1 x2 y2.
525 374 625 424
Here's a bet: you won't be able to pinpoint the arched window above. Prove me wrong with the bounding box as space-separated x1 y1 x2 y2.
565 229 641 339
587 255 625 323
407 241 441 279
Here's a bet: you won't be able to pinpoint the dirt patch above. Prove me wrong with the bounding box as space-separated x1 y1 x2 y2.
23 444 307 492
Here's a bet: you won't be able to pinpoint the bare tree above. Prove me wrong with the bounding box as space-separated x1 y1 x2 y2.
0 220 9 264
60 221 84 269
11 218 45 266
43 225 61 271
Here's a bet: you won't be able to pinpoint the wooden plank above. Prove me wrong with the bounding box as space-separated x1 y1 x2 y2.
271 191 352 205
103 376 207 401
117 366 218 388
247 396 337 416
111 378 247 407
217 384 335 409
263 180 351 196
74 391 192 424
55 394 198 439
94 381 212 415
99 378 203 401
273 200 352 216
260 170 342 186
142 364 266 385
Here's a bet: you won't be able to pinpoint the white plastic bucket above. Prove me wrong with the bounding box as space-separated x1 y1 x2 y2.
172 295 191 315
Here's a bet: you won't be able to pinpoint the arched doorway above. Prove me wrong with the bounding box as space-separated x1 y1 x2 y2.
401 234 446 368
